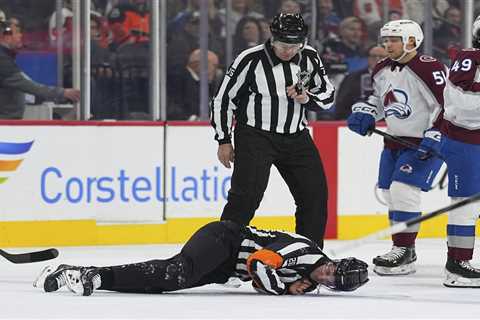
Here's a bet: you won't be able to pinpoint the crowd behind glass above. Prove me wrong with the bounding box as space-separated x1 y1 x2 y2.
0 0 474 121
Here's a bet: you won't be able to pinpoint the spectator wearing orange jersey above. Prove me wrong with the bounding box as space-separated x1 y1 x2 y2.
108 0 150 42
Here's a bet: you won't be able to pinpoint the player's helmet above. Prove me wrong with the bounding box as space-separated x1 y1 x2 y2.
270 13 308 44
380 19 424 56
473 15 480 49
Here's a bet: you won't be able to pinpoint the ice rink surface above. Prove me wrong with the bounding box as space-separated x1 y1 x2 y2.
1 239 480 319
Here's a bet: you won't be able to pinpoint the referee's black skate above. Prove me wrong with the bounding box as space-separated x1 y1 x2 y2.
444 258 480 288
63 266 101 296
372 246 416 275
33 264 74 292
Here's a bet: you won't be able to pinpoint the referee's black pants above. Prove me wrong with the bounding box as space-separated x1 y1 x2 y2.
101 221 243 293
221 125 328 248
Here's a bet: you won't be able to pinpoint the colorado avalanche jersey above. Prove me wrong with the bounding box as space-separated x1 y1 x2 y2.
441 48 480 144
368 54 446 138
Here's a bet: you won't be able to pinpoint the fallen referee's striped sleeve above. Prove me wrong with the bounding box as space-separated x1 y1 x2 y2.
247 249 286 295
249 261 286 295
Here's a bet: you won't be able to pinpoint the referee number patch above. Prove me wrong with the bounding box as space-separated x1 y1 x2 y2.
227 66 236 77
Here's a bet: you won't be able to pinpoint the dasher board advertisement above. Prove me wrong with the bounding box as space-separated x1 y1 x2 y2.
0 124 295 223
0 125 165 223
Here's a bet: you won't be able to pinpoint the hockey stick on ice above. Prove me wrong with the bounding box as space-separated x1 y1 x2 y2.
328 192 480 257
369 128 443 160
0 248 59 264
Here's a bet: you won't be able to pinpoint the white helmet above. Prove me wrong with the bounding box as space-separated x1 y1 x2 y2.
380 20 423 60
473 15 480 48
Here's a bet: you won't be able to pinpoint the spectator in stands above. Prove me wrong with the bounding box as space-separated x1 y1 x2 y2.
261 0 315 18
233 16 262 56
168 0 224 40
48 1 73 49
278 0 302 14
320 16 366 74
334 45 387 120
353 0 407 26
434 6 461 66
107 7 137 54
258 17 272 42
0 18 80 119
353 0 408 44
167 49 220 120
304 0 341 41
91 12 109 50
90 12 113 120
109 0 150 42
404 0 449 25
218 0 263 38
0 9 5 22
100 0 131 16
90 6 149 120
167 11 224 80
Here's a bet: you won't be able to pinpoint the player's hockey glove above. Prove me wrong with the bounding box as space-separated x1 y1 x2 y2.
416 130 442 160
347 102 377 136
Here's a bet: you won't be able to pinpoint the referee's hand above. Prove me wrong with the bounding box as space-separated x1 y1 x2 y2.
286 85 309 104
288 278 312 295
218 143 234 168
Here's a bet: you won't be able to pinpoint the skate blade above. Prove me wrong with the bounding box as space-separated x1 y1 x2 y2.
373 262 416 276
443 270 480 288
33 265 54 288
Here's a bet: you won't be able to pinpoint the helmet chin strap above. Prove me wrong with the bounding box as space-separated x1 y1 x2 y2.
392 41 416 62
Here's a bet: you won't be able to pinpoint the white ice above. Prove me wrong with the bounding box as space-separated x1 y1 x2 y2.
1 239 480 319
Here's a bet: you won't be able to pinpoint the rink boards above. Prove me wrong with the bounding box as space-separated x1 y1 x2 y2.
0 121 475 247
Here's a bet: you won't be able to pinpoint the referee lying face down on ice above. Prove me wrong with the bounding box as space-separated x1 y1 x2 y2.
34 221 368 296
211 13 335 248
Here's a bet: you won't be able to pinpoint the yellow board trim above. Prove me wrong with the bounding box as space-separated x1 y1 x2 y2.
0 216 296 247
0 220 97 247
2 214 480 247
338 214 480 240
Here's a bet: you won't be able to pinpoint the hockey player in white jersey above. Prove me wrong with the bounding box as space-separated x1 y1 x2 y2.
437 15 480 288
347 20 446 275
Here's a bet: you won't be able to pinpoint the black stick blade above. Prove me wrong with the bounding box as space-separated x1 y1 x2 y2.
0 248 59 264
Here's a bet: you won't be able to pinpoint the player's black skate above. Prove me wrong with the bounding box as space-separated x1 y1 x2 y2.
372 246 416 275
444 258 480 288
33 264 74 292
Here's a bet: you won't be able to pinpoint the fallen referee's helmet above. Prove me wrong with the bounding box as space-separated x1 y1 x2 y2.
270 13 308 44
332 257 369 291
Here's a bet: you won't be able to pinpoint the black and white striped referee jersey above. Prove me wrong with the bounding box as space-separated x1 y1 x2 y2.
234 225 327 295
211 41 335 144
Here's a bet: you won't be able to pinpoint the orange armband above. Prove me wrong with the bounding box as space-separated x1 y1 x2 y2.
246 249 283 273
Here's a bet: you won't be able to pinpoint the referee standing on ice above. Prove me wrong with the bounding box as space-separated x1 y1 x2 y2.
211 13 335 248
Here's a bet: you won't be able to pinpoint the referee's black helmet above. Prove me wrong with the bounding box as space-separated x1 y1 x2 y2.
270 13 308 44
